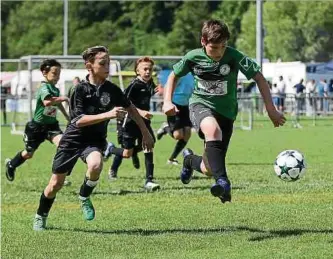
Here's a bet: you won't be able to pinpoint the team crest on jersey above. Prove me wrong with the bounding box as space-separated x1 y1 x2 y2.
100 92 111 106
219 64 230 76
193 65 204 75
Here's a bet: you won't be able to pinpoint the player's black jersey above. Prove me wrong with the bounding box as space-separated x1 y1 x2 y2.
124 78 156 111
59 76 131 148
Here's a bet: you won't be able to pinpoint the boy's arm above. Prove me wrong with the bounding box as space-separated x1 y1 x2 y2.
43 96 69 107
253 72 286 127
75 108 126 127
57 103 70 122
125 104 154 151
163 72 179 116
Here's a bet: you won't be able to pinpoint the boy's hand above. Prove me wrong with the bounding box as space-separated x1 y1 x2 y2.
267 107 286 127
62 96 70 103
108 107 127 120
142 132 154 152
141 110 153 120
163 101 178 116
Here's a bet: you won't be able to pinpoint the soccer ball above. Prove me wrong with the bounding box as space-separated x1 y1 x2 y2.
274 150 306 181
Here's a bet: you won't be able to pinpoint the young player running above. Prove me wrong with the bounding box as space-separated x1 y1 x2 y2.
33 46 154 230
163 20 286 203
5 59 70 182
156 70 194 165
105 57 160 192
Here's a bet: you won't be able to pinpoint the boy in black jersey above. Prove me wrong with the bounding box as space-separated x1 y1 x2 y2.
105 57 160 191
33 46 154 231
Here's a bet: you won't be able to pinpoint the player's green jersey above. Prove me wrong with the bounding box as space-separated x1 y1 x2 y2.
33 82 60 124
173 47 260 120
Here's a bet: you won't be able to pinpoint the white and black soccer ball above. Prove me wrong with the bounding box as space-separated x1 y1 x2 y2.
274 150 306 182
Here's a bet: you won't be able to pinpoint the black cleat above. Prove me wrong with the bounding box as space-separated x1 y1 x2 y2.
210 177 232 203
5 158 16 182
180 149 194 184
156 122 168 140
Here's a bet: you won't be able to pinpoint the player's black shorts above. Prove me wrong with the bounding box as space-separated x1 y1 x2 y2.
52 142 107 174
23 120 63 151
167 103 192 132
120 119 156 150
189 103 234 146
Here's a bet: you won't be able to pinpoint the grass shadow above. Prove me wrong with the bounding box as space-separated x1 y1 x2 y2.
47 225 333 241
228 162 273 166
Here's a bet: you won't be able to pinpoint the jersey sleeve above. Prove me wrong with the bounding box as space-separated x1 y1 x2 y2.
235 50 261 80
39 83 52 101
70 84 86 120
112 85 131 108
173 54 191 77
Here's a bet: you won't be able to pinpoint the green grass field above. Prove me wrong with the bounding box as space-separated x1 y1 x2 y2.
1 118 333 259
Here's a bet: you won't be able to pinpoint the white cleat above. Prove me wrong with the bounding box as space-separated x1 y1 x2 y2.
167 159 180 166
144 181 160 192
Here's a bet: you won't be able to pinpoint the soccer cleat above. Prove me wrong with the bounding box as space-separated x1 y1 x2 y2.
132 153 140 169
108 170 118 181
210 178 232 203
80 198 95 221
5 158 16 182
180 149 194 184
144 181 160 192
167 159 180 166
33 214 47 231
156 122 168 140
103 142 115 161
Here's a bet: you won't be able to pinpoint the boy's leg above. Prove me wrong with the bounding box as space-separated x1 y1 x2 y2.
79 147 104 220
6 121 44 181
131 140 143 169
200 114 233 202
142 124 159 192
168 105 192 163
34 147 79 230
109 155 123 179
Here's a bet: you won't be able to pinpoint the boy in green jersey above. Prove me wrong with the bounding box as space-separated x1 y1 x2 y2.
163 20 286 203
5 59 70 182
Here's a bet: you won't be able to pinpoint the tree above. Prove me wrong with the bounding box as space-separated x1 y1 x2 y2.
5 1 63 58
212 1 250 47
236 1 333 62
167 1 210 55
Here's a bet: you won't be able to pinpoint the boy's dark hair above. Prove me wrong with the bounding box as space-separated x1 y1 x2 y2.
40 59 61 73
134 56 154 74
82 45 109 63
201 19 230 43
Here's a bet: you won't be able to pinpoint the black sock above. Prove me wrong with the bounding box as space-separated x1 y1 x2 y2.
205 141 227 180
169 139 187 160
10 151 26 168
184 154 203 174
79 177 98 198
110 147 124 156
111 155 123 172
133 145 143 156
144 152 154 182
36 192 55 217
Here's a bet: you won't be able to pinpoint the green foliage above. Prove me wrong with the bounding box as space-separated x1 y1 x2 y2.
2 1 333 61
5 1 64 57
167 1 210 55
212 1 250 47
237 1 333 61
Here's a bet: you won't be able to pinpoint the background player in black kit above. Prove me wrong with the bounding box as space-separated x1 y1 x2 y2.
33 46 154 231
105 57 160 191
